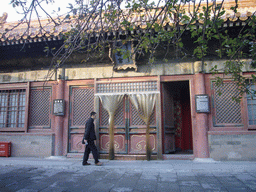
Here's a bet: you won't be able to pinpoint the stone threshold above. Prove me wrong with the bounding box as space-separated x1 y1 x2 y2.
66 153 194 160
162 154 194 160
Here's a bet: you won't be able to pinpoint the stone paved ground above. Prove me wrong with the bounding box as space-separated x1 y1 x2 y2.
0 157 256 192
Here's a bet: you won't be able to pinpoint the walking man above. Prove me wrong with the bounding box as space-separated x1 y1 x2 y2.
82 112 103 166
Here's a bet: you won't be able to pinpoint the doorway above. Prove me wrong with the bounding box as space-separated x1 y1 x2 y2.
162 81 193 154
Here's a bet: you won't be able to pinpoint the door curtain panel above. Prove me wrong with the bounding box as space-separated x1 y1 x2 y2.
98 95 124 160
96 81 159 160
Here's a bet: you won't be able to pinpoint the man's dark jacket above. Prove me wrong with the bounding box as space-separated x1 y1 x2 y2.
83 117 96 141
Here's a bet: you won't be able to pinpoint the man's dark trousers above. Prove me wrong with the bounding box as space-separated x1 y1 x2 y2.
83 140 99 164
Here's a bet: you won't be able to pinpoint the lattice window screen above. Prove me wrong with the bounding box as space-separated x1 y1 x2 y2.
213 82 242 124
29 88 51 127
97 81 157 93
130 103 156 126
114 101 124 126
100 99 124 126
100 105 109 126
73 88 94 126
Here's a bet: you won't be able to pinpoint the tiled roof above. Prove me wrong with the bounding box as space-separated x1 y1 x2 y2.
0 4 255 46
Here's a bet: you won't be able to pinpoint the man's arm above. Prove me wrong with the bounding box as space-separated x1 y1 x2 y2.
83 118 93 141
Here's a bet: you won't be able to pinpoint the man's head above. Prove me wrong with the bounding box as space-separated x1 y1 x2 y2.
90 112 97 119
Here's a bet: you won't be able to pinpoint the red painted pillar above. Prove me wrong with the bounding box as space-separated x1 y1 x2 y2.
55 79 65 156
194 73 210 158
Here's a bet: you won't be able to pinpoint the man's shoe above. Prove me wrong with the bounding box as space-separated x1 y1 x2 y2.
95 162 103 166
82 162 91 166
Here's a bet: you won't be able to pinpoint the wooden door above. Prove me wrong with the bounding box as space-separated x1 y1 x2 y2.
162 83 176 153
128 97 157 154
98 95 157 155
98 96 127 154
68 86 94 153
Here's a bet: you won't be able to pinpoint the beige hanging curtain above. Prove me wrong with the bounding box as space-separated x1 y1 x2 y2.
98 94 124 160
128 93 157 160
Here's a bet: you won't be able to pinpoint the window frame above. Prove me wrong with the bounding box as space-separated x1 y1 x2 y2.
0 83 29 132
28 86 52 130
244 83 256 130
211 80 244 128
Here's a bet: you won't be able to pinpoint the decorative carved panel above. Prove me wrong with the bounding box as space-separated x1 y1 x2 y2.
129 134 156 154
99 134 126 153
69 134 85 153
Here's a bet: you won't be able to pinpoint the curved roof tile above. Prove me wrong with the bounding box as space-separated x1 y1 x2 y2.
0 4 255 45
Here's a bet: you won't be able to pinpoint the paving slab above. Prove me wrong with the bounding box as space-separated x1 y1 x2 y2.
1 157 256 192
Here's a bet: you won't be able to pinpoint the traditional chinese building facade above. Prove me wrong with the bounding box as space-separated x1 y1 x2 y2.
0 0 256 160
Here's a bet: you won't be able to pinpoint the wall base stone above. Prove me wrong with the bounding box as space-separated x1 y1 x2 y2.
0 134 54 157
209 134 256 161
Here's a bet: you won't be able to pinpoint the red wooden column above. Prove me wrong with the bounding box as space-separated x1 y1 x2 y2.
194 73 210 158
55 79 65 156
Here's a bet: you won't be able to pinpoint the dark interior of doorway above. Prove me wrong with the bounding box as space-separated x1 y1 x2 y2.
163 81 193 155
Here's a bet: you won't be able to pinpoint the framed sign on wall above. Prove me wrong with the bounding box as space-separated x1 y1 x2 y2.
53 99 65 116
195 94 210 113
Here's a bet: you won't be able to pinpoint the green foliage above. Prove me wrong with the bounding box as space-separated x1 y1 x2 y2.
20 0 255 99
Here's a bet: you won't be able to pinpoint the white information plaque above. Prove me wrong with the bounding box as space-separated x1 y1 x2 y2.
195 94 210 113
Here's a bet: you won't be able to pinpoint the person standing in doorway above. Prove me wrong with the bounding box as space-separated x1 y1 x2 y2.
82 112 103 166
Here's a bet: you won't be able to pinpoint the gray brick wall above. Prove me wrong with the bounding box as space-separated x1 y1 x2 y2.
209 134 256 161
0 134 54 157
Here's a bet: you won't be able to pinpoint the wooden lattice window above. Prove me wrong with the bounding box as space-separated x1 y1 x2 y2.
130 102 156 126
0 89 26 129
100 98 125 127
72 88 94 126
97 81 157 93
212 81 242 126
29 88 51 128
246 83 256 129
247 96 256 126
100 105 109 126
